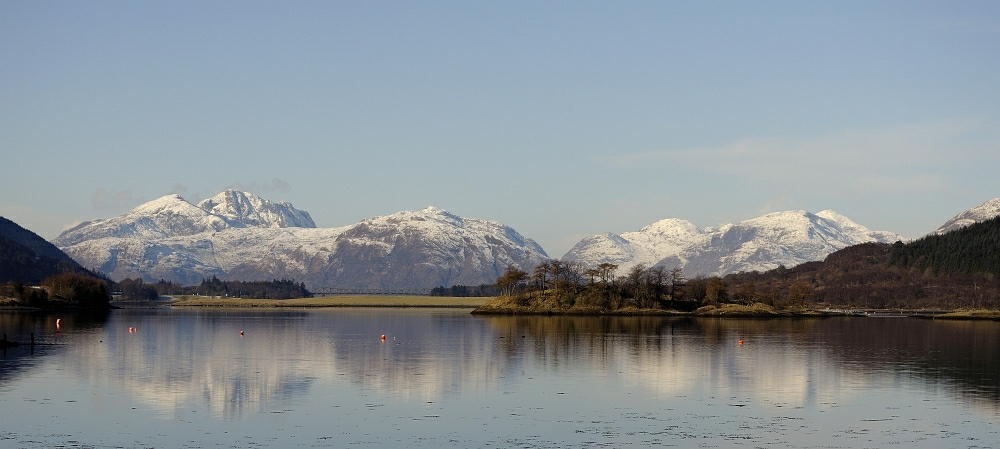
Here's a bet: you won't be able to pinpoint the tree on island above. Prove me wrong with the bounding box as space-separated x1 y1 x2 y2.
496 265 528 297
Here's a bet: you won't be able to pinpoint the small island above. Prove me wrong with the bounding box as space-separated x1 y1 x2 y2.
472 263 841 317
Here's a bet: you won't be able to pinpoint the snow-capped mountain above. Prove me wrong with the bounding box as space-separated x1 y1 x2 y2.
54 190 315 248
53 192 548 289
197 190 316 229
931 197 1000 235
563 210 903 278
562 218 709 274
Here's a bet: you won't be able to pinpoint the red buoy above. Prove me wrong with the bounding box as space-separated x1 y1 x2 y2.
738 339 743 346
240 330 244 337
381 334 386 341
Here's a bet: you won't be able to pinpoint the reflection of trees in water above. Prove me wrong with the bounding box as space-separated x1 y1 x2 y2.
5 311 998 419
0 309 111 343
813 318 1000 407
0 310 110 384
479 315 1000 414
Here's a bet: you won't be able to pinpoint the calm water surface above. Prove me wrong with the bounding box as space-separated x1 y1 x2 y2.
0 308 998 448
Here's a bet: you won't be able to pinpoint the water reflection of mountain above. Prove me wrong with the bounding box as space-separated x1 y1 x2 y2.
57 309 508 418
6 310 998 421
60 309 320 418
478 316 1000 415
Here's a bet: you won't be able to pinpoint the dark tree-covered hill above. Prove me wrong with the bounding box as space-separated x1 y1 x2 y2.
0 216 95 284
723 218 1000 309
0 217 76 262
888 216 1000 276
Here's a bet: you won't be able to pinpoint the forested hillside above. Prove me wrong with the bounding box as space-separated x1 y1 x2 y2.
888 216 1000 275
0 216 112 307
0 216 76 262
0 217 95 284
724 217 1000 309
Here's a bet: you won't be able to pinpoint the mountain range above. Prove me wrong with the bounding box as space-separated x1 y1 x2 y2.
53 190 549 289
48 191 1000 288
931 197 1000 236
562 210 904 277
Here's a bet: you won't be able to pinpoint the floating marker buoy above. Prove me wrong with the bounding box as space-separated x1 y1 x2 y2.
738 339 743 346
240 330 244 337
381 334 386 341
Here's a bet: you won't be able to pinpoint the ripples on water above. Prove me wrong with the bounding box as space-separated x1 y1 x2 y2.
0 309 997 448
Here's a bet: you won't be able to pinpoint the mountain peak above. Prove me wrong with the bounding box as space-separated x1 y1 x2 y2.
564 208 902 277
127 194 191 214
932 197 1000 236
419 206 459 220
815 209 844 219
639 218 701 235
197 190 315 229
372 206 465 229
53 190 315 248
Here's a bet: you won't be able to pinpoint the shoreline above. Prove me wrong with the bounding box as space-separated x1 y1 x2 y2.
470 301 1000 320
163 295 492 309
4 296 999 319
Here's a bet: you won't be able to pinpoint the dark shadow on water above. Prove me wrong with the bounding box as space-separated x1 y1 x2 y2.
477 315 1000 408
0 309 111 384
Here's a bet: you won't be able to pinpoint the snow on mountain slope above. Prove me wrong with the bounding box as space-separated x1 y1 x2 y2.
54 194 548 289
931 197 1000 235
54 190 316 251
227 206 550 289
562 218 707 271
563 210 903 278
684 210 903 277
53 194 230 247
197 190 316 228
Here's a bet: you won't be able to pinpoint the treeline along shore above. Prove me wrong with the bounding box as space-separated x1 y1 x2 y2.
474 216 1000 318
117 276 312 300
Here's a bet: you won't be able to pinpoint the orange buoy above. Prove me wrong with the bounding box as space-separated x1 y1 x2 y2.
381 334 386 341
738 339 743 346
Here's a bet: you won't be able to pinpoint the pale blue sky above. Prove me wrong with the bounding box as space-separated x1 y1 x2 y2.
2 1 998 256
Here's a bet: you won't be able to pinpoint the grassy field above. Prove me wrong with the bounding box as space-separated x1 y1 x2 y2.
932 309 1000 320
167 295 492 308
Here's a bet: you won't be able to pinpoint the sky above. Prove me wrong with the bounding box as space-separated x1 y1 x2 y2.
2 1 998 257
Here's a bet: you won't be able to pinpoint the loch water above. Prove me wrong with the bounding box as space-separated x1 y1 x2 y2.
0 308 998 448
